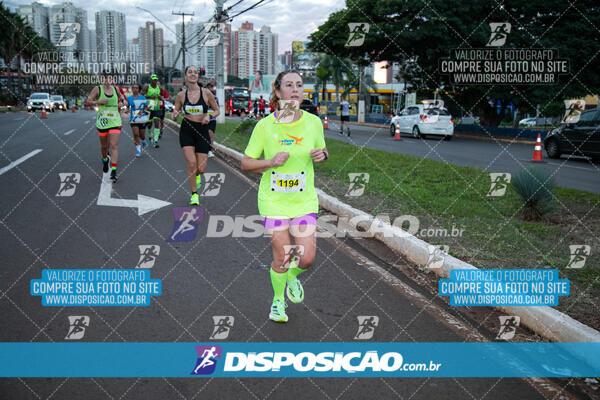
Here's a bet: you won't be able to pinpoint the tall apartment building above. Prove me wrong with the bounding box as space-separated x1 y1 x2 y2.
139 22 164 72
17 2 50 40
232 22 278 79
49 2 89 64
127 38 140 63
95 10 127 64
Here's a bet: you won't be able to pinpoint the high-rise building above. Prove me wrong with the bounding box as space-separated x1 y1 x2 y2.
88 29 96 53
280 51 292 71
95 10 127 64
48 2 88 64
139 22 165 72
232 22 278 79
162 40 177 70
127 38 140 63
17 2 50 40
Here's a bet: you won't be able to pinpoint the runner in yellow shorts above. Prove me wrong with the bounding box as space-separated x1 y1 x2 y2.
242 70 328 323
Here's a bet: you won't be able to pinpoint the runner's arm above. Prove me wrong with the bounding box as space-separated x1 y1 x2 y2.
172 91 184 119
242 152 288 173
85 87 104 106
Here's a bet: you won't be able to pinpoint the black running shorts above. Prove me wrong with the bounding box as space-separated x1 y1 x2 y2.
179 118 211 154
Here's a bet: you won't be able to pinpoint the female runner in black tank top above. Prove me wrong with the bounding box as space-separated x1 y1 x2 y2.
172 66 220 205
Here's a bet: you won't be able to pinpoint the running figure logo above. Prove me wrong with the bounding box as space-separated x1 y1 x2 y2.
200 173 225 197
65 316 89 340
282 245 305 270
487 173 511 197
210 316 234 340
56 173 80 197
426 245 449 270
566 245 591 269
346 23 370 47
275 100 299 124
496 316 520 340
421 99 444 124
191 345 222 375
57 23 81 47
203 23 223 47
136 245 160 268
486 22 511 47
346 173 370 197
354 316 379 339
168 207 204 242
562 100 586 124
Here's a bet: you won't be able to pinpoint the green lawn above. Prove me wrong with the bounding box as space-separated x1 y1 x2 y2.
210 118 600 328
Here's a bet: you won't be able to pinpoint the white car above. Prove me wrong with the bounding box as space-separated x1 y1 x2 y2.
390 104 454 140
27 92 53 112
518 117 536 127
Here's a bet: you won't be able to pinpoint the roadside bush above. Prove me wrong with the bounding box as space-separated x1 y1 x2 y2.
234 119 258 135
512 167 556 221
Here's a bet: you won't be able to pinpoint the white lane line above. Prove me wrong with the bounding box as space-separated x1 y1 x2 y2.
0 149 43 176
64 129 75 136
84 120 91 124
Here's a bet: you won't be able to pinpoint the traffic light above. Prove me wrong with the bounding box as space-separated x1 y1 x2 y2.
200 68 206 76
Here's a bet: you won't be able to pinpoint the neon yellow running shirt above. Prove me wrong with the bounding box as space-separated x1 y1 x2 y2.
245 111 326 218
95 85 122 130
146 84 161 111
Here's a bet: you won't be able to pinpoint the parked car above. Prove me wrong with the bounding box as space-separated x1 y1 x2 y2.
300 99 318 116
164 101 174 112
390 104 454 140
51 95 66 111
27 92 52 112
519 117 536 127
544 108 600 161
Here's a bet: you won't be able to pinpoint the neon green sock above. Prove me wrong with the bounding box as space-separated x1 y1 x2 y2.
287 259 305 281
270 268 287 301
153 128 160 141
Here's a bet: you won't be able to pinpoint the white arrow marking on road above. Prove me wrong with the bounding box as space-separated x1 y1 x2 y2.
96 175 171 216
84 120 91 124
0 149 43 176
64 129 75 136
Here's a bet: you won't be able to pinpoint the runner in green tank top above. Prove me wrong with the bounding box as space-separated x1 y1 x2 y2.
142 74 164 148
86 72 126 182
242 70 328 323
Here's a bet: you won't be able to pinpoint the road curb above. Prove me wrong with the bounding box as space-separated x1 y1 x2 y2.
167 118 600 343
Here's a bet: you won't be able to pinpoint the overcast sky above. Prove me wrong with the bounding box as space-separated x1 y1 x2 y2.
7 0 341 53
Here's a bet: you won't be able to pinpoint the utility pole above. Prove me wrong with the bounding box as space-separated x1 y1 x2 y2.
215 0 226 124
172 11 195 69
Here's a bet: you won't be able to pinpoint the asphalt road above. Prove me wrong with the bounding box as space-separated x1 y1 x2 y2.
0 110 586 399
319 119 599 194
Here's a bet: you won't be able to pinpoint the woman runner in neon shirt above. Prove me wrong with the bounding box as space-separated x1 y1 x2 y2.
242 70 328 322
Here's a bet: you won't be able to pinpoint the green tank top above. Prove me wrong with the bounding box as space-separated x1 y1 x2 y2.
146 84 161 110
96 85 122 130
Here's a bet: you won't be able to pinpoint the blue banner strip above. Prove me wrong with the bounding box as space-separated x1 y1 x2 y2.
1 342 599 378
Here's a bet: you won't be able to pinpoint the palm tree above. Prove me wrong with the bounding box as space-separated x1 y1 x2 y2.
327 56 353 102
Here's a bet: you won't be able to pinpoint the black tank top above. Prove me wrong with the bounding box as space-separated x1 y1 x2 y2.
183 87 208 115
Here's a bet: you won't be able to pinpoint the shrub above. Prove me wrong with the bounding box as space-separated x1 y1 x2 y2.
512 167 556 221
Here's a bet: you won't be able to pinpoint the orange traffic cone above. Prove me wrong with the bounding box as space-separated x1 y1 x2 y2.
531 133 543 162
394 123 401 141
41 108 47 119
72 106 76 113
323 115 328 130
